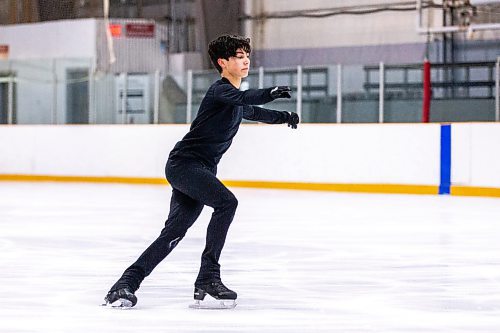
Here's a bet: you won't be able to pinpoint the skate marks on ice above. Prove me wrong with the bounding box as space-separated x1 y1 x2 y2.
1 183 500 332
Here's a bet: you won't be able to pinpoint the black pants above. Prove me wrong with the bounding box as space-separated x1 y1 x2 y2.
111 158 238 292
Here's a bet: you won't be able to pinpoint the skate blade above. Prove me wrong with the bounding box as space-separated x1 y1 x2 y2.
101 298 134 309
189 299 236 310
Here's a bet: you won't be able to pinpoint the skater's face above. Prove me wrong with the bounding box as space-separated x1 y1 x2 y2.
218 48 250 79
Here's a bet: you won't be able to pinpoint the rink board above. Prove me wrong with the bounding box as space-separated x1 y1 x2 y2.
0 123 499 197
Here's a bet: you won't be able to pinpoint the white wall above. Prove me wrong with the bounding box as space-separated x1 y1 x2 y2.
0 123 498 190
1 20 96 124
244 0 429 50
10 58 93 124
14 60 55 124
242 1 500 67
1 19 96 59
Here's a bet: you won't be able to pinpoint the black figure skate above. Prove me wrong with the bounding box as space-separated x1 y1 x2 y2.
103 288 137 308
189 280 237 309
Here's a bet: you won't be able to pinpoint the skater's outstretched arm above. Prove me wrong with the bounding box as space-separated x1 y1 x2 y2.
243 105 300 129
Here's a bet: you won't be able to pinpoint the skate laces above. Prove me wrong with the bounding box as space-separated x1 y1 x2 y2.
211 281 231 293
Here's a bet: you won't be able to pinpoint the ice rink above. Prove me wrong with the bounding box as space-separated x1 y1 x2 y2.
1 181 499 333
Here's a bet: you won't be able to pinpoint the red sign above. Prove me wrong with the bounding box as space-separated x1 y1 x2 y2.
126 24 155 38
109 24 122 37
0 45 9 59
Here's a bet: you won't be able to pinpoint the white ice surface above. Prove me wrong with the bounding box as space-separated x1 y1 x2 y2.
0 182 500 332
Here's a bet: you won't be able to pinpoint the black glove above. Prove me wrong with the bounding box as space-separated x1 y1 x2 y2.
285 112 299 129
270 86 292 99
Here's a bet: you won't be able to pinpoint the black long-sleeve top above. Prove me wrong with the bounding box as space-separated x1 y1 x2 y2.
169 77 289 168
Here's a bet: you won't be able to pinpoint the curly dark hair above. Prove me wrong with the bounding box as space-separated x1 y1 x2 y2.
208 34 251 73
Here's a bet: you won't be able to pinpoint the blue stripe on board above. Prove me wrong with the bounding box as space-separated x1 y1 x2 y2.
439 124 451 195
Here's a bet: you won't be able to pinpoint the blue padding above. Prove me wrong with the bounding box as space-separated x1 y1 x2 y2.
439 124 451 195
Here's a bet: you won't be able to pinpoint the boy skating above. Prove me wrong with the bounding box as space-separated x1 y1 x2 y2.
104 34 299 308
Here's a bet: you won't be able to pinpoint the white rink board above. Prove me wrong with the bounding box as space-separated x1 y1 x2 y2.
221 124 440 185
0 124 440 185
451 123 500 188
1 123 500 189
0 125 185 177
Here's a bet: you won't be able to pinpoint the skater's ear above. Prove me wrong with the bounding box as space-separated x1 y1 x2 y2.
217 58 228 72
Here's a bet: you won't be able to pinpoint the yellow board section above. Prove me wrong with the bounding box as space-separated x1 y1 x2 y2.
222 180 438 195
0 174 436 195
451 186 500 198
1 174 499 197
0 174 168 185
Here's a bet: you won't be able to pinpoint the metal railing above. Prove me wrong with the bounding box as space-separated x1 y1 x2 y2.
364 61 498 100
185 61 499 124
1 59 499 125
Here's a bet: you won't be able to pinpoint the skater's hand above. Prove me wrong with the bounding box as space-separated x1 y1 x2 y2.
270 86 292 99
285 112 299 129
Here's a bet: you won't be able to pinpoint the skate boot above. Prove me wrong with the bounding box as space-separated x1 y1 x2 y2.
189 280 237 309
103 288 137 308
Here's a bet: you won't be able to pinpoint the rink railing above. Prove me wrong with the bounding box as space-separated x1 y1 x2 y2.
1 59 499 124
